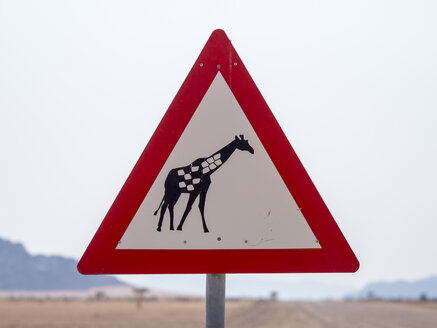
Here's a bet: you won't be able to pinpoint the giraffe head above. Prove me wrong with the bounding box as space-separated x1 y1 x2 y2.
235 135 254 154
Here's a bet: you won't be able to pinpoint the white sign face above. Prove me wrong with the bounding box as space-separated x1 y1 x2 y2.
117 73 320 250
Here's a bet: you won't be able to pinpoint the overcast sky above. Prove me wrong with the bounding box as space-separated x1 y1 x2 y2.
1 1 436 297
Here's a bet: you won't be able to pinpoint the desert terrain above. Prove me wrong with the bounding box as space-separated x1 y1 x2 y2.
0 299 437 328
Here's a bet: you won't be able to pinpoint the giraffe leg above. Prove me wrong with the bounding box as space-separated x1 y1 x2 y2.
168 193 180 231
157 200 169 232
177 192 200 231
168 204 175 231
199 181 211 233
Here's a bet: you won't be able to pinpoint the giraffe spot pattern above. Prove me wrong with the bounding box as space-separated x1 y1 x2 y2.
199 155 223 176
177 163 205 191
177 153 224 191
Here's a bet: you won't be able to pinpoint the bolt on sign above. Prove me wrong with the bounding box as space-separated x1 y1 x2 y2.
78 30 359 274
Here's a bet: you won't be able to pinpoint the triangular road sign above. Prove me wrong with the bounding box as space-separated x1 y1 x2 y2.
78 29 359 274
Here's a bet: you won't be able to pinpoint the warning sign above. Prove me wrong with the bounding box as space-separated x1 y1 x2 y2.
78 30 359 274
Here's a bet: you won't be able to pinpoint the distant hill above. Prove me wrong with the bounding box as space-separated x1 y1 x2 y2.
350 276 437 300
0 237 126 290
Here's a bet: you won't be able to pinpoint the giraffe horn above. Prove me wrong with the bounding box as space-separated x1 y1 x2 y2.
239 134 244 140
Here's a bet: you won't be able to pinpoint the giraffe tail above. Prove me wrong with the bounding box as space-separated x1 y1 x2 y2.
153 197 165 216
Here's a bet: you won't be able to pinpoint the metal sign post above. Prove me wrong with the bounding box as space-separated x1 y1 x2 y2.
206 274 226 328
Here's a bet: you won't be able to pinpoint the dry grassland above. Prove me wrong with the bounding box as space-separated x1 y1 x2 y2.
0 300 436 328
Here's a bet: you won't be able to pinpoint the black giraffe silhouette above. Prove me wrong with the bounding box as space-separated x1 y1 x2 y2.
154 135 254 233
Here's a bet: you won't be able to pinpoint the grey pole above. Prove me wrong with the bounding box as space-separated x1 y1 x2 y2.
205 273 226 328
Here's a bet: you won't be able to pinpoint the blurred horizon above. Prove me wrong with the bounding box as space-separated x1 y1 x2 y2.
2 234 437 301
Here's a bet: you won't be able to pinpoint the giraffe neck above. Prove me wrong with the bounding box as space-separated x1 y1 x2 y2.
213 139 238 165
199 140 238 176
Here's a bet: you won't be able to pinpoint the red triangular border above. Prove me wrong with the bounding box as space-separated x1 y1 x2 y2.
78 29 359 274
